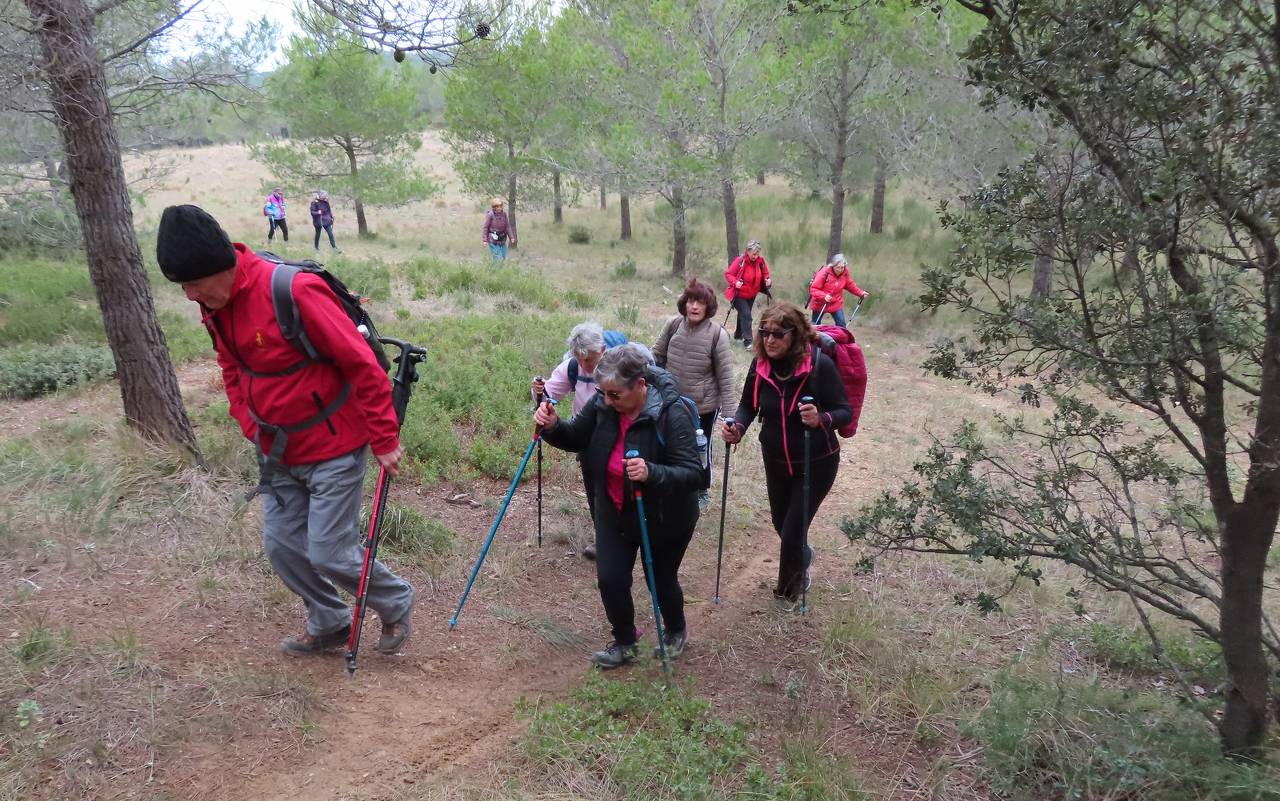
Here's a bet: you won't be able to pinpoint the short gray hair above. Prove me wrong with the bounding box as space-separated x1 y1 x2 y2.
831 253 848 266
566 321 605 359
593 343 653 387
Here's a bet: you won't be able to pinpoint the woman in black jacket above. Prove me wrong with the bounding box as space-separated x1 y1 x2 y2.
721 302 850 608
535 343 703 668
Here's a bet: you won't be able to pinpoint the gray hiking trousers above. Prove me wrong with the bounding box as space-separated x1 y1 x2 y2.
262 446 414 636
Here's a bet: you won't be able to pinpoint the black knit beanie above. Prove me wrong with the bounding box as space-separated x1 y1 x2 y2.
156 204 237 282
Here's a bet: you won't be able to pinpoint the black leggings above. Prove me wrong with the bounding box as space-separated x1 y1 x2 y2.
763 451 839 599
268 218 289 241
732 296 756 344
314 223 336 249
593 500 694 645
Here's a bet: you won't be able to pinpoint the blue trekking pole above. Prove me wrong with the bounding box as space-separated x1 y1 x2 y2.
449 400 557 628
799 396 815 615
714 418 734 604
626 449 671 682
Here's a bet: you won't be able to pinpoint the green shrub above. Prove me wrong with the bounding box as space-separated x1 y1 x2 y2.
0 256 103 346
329 257 391 302
0 343 116 399
613 256 637 279
403 256 559 310
568 225 591 244
970 673 1280 801
564 289 598 309
891 224 914 241
366 502 453 565
1082 623 1225 685
616 302 639 327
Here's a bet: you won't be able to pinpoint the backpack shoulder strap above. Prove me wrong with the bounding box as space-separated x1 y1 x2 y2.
270 262 323 362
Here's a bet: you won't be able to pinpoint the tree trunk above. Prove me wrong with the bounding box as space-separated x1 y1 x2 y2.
552 170 563 224
620 192 632 241
869 152 887 234
756 170 766 185
24 0 196 453
1031 230 1055 298
344 139 369 237
42 156 61 204
1218 507 1276 755
827 60 851 261
721 170 739 263
507 170 518 250
671 184 686 277
600 182 607 210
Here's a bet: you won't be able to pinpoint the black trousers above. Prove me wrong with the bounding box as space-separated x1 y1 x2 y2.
732 296 756 344
763 451 839 599
268 218 289 241
593 499 694 645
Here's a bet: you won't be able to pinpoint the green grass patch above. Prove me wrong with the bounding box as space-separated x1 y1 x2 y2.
516 674 867 800
365 502 454 568
0 255 102 346
1081 622 1225 686
402 255 560 310
970 672 1280 801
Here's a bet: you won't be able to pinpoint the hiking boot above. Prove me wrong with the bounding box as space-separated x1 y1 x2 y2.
653 628 688 660
591 640 638 669
281 626 349 656
377 591 415 654
582 543 597 561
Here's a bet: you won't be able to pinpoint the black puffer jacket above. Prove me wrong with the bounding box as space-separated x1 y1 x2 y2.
542 366 702 537
732 346 851 472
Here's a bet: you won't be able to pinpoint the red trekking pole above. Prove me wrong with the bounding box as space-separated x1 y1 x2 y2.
346 337 427 676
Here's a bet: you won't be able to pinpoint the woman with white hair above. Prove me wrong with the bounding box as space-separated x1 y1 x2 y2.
808 253 869 327
535 343 702 668
310 191 338 252
532 321 629 558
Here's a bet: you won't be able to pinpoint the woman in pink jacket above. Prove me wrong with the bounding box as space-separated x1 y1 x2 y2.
809 253 869 326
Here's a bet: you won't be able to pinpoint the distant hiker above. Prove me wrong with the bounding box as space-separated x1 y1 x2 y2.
652 278 737 509
809 254 869 327
482 197 516 260
532 321 629 559
264 188 288 243
723 239 772 349
156 204 415 657
720 302 849 610
310 190 339 253
534 344 702 668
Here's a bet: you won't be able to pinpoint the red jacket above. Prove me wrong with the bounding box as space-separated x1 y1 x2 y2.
724 253 771 301
809 264 866 312
206 245 398 465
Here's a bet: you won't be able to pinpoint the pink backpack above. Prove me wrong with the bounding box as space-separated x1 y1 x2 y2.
812 325 867 437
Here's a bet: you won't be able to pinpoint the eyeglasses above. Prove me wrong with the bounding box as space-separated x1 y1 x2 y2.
758 327 790 341
596 386 626 400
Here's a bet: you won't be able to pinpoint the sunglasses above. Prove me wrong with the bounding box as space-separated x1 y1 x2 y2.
758 327 791 341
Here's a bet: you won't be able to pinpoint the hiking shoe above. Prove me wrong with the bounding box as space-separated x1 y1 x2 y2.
582 543 597 561
377 591 415 654
590 640 638 669
281 626 349 656
653 629 688 660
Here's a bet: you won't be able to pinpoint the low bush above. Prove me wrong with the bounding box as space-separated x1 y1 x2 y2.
403 256 559 310
615 302 640 327
0 343 115 399
970 672 1280 801
1082 622 1225 686
366 502 454 566
613 256 637 279
568 225 591 244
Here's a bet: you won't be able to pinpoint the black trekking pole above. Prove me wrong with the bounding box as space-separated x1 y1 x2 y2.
847 298 864 325
626 449 672 684
450 399 557 628
345 337 427 676
534 376 545 549
714 418 735 605
799 395 815 616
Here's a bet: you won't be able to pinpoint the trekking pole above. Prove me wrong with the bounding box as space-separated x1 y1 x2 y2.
346 337 427 676
714 418 734 605
450 399 557 628
848 298 864 325
799 395 815 616
534 376 544 549
626 449 672 683
815 301 828 326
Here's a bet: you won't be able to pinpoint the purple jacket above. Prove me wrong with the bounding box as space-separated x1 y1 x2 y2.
482 209 516 244
310 199 334 227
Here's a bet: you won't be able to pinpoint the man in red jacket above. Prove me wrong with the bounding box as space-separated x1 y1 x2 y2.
156 205 415 657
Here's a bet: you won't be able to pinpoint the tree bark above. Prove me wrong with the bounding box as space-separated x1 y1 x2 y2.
827 60 851 261
552 170 563 224
869 152 887 234
24 0 196 454
671 183 687 276
757 170 766 185
506 140 518 249
1031 230 1055 298
1218 507 1276 755
599 182 607 210
620 192 632 241
720 169 739 263
344 138 369 237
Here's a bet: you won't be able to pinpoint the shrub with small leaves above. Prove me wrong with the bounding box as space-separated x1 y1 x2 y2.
0 344 116 399
568 225 591 244
612 256 637 279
